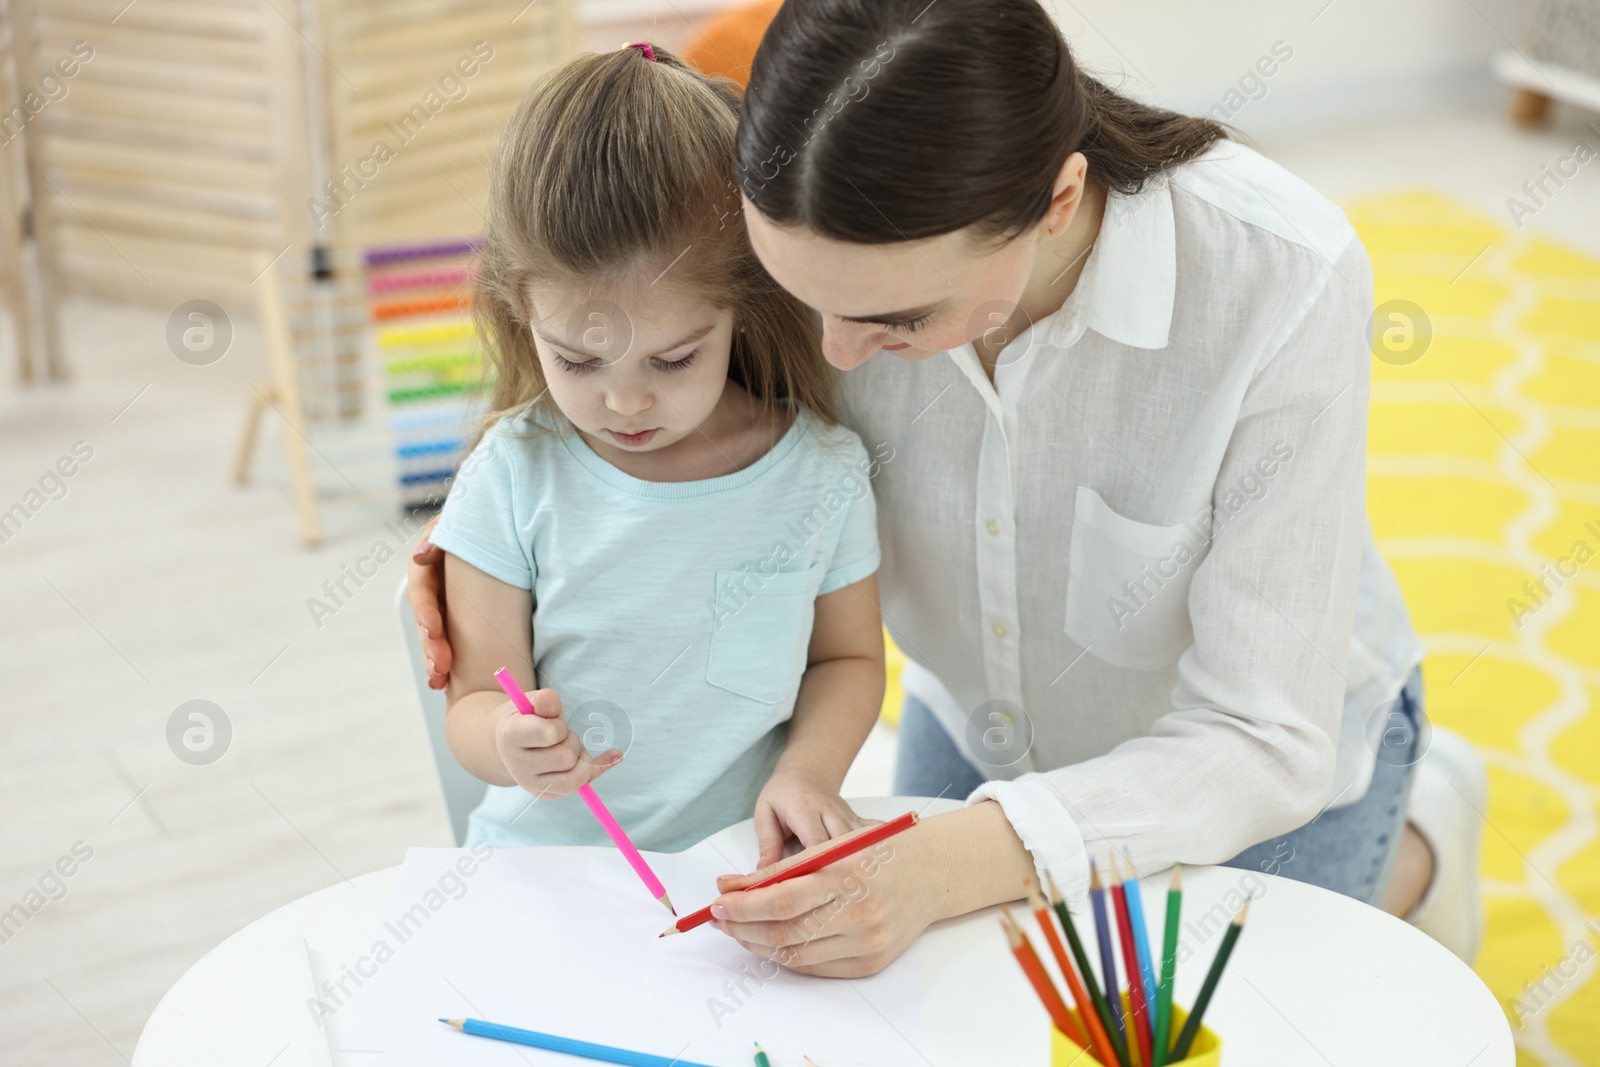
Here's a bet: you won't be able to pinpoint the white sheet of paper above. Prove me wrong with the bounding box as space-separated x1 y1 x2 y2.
338 847 922 1066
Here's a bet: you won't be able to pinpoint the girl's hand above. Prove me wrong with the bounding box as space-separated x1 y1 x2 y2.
709 818 943 978
751 769 868 870
494 686 622 799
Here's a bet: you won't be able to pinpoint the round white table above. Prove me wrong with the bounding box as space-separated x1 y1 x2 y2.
134 796 1512 1066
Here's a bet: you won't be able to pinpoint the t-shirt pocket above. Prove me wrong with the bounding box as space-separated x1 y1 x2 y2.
706 563 822 705
1065 485 1206 671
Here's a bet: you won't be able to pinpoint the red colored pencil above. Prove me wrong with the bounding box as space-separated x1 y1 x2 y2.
1109 854 1153 1067
661 812 919 936
1001 908 1089 1050
1026 879 1112 1064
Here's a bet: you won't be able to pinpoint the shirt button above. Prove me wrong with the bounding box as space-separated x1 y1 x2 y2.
985 518 1001 536
992 622 1009 638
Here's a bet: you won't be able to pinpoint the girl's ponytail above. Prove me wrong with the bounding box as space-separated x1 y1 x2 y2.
469 45 835 452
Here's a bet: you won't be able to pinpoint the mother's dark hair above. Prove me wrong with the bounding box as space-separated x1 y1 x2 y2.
735 0 1226 244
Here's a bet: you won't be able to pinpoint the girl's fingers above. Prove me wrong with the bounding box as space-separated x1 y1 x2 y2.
820 807 859 841
715 852 791 894
506 714 568 750
714 817 876 893
527 688 564 719
523 745 620 796
788 808 830 850
582 750 623 784
753 804 786 870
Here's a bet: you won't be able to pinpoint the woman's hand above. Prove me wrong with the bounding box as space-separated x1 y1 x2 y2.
710 802 1038 978
494 685 622 799
708 816 947 978
409 517 453 690
751 769 869 870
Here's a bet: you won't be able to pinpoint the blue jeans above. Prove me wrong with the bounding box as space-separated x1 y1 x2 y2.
892 666 1425 907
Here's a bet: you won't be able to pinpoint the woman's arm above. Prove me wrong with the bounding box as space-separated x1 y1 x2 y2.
716 232 1377 977
442 553 620 795
751 574 886 866
711 800 1035 977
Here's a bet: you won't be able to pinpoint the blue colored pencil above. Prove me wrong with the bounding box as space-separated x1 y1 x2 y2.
442 1018 718 1067
1120 851 1160 1015
1088 860 1125 1040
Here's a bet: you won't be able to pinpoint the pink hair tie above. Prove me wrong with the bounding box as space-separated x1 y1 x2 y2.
624 41 656 61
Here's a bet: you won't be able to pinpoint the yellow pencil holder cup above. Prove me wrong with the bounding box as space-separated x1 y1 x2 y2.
1051 993 1222 1066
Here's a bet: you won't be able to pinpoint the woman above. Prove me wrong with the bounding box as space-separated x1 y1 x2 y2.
410 0 1486 977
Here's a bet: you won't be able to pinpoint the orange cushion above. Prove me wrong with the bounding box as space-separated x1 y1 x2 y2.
682 0 784 88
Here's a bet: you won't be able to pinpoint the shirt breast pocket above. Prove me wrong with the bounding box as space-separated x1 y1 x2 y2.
706 564 822 705
1064 485 1205 671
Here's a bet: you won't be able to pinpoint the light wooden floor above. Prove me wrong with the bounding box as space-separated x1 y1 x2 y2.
2 102 1598 1064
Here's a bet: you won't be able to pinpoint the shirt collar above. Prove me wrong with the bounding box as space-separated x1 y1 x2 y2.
1045 173 1176 351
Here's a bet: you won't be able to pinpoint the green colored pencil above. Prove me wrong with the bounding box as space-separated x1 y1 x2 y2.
1151 865 1182 1067
1170 897 1249 1061
752 1041 771 1067
1046 874 1131 1067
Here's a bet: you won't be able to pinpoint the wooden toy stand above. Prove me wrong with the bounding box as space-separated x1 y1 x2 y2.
233 0 573 543
233 251 367 545
4 0 575 541
0 0 66 383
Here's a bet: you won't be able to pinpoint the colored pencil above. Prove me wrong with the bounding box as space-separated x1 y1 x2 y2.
1001 907 1088 1049
492 668 674 915
1151 866 1182 1067
1047 874 1132 1067
1026 879 1112 1064
1088 861 1125 1042
1109 855 1152 1067
1120 852 1161 1017
442 1017 715 1066
752 1041 771 1067
1169 898 1249 1062
662 811 919 936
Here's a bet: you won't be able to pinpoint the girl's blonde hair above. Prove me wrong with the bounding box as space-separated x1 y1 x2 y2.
472 46 833 443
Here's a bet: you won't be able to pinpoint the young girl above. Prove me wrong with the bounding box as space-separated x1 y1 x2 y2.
428 45 887 866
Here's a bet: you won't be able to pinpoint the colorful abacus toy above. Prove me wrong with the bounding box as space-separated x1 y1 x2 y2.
364 239 487 514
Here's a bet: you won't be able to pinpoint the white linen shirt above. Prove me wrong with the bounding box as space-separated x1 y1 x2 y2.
833 138 1424 907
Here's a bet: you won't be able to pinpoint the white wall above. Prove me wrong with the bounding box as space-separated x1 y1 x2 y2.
579 0 1539 138
578 0 728 56
1045 0 1537 137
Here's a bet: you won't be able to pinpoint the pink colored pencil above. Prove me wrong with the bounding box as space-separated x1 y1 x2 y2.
492 668 674 915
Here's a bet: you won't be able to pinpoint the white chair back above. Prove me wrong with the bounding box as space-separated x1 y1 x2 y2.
395 577 487 845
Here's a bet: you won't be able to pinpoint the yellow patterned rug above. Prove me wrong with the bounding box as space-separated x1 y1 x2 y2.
1353 190 1600 1067
873 190 1600 1065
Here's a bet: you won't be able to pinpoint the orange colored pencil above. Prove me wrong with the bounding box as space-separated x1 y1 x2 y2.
1109 855 1153 1067
1001 907 1090 1051
1026 879 1112 1065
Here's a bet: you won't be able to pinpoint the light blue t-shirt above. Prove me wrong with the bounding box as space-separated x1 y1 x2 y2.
428 404 882 851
